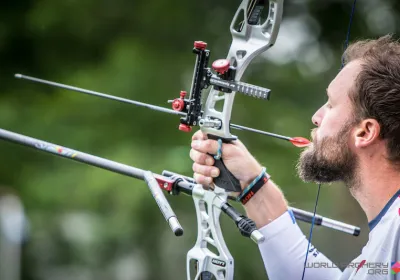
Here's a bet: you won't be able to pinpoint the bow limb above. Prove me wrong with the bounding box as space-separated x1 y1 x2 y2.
201 0 284 139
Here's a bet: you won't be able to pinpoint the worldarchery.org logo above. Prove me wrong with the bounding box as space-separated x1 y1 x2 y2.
391 261 400 274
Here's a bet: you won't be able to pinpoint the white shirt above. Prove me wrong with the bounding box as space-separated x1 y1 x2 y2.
257 189 400 279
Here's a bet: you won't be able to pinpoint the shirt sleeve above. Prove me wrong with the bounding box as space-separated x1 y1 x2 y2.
257 209 343 280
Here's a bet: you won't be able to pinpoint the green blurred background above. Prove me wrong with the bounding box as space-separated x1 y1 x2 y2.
0 0 398 279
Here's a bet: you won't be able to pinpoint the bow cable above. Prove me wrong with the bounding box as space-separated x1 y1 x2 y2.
301 1 357 279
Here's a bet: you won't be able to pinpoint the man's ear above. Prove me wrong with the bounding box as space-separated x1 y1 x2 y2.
354 119 381 148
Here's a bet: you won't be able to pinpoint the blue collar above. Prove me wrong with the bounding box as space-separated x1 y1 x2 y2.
368 189 400 231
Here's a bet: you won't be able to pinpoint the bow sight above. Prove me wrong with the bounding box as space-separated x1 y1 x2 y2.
171 41 271 133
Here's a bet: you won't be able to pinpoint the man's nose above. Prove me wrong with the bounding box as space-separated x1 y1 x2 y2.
311 108 323 127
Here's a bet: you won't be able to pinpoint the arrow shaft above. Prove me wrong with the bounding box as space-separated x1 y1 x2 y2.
15 73 296 142
15 74 185 117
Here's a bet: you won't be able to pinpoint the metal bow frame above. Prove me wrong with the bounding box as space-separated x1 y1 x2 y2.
0 1 361 279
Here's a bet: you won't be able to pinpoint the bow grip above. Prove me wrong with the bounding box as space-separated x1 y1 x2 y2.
207 134 242 193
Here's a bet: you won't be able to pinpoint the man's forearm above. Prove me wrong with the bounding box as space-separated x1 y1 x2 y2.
243 180 288 228
244 181 341 280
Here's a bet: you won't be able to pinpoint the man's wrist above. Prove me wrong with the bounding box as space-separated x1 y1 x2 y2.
240 164 263 189
243 181 288 228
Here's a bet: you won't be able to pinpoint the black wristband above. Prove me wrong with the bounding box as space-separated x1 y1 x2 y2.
238 170 270 205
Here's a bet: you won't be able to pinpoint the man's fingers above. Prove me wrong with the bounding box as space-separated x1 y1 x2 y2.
191 139 219 154
192 130 207 141
189 149 215 166
192 162 220 178
193 173 213 185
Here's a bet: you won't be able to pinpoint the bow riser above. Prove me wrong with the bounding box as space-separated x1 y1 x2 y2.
186 1 284 278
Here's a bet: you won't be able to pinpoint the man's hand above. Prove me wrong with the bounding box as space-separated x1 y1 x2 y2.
190 130 263 189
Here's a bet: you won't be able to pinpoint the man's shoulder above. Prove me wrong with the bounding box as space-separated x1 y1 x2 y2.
341 198 400 279
369 205 400 252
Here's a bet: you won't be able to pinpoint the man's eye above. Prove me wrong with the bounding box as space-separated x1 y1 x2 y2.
326 103 332 109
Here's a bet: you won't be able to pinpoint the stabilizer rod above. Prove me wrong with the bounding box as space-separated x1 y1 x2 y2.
0 128 360 236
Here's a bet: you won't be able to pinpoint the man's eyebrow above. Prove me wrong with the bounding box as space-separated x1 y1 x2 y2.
326 89 330 99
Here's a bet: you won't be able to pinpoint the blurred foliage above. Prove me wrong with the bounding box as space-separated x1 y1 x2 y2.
0 0 399 279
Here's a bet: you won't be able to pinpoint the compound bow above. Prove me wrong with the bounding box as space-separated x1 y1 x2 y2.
1 0 361 279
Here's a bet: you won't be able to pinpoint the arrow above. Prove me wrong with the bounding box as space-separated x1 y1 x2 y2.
15 73 311 148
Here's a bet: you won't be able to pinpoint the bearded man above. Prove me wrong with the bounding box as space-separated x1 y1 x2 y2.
189 35 400 279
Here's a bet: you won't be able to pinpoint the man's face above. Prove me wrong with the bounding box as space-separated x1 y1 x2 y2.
297 61 363 185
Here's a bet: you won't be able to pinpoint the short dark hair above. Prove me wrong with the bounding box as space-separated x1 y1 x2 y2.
343 35 400 166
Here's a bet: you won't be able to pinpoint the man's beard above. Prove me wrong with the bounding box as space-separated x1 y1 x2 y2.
296 121 359 187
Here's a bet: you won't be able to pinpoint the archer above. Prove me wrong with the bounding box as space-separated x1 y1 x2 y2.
190 35 400 279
